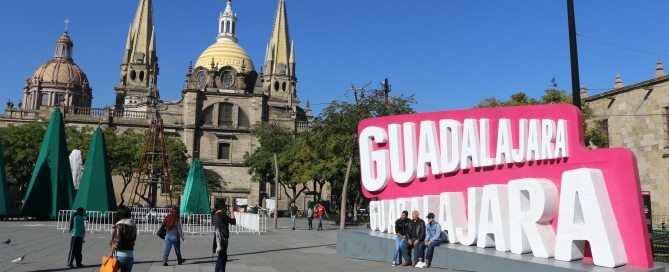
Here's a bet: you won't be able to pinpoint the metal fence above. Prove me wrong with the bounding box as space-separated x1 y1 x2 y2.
56 210 266 235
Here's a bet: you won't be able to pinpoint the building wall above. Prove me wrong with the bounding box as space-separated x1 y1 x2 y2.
586 75 669 217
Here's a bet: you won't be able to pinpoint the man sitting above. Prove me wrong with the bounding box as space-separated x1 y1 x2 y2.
420 212 448 268
392 210 410 266
402 210 425 267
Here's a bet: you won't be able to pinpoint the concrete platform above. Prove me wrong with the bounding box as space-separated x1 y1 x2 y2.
337 229 666 272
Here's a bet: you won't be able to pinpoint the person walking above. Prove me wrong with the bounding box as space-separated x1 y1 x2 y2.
67 207 87 268
403 210 426 267
290 203 298 230
316 203 329 231
212 199 236 272
162 207 186 266
307 207 313 230
110 205 137 272
391 210 410 267
422 212 448 268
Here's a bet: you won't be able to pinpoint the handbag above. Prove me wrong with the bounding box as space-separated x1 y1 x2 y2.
100 250 119 272
157 222 166 239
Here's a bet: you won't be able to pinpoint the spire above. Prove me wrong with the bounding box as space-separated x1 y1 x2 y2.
126 0 155 64
217 0 238 42
289 40 295 76
265 0 291 74
656 59 666 78
580 85 588 98
124 24 132 51
614 73 624 89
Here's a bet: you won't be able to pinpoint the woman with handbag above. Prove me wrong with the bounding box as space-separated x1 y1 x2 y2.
162 207 186 266
110 205 137 272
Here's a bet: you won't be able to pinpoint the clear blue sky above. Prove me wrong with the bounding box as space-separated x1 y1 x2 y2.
1 1 667 115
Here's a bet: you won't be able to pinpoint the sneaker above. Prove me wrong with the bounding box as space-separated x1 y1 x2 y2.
425 260 431 268
392 261 397 267
178 258 187 265
402 261 412 266
67 264 74 269
415 261 425 268
76 263 85 268
162 262 168 266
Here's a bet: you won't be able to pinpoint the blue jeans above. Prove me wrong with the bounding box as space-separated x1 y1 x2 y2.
117 256 134 272
392 236 407 263
291 215 297 229
317 215 323 230
406 240 425 263
425 240 444 262
163 233 182 262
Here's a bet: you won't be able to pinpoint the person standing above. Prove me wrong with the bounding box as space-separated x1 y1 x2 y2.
212 199 236 272
162 207 186 266
67 207 87 268
403 210 425 267
316 203 329 231
290 203 298 230
422 212 447 268
111 205 137 272
306 207 314 230
392 210 410 267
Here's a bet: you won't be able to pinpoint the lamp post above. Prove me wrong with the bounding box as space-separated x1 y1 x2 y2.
567 0 582 110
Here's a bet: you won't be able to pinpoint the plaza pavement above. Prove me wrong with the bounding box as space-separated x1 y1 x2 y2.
0 218 457 272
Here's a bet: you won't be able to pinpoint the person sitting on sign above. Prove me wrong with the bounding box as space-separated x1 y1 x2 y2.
421 212 448 268
402 210 425 267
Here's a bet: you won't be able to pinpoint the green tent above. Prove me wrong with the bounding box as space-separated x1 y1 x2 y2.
0 144 9 216
21 108 75 219
73 127 116 212
180 160 210 215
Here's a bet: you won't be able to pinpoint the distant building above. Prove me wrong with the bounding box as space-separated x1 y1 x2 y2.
584 59 669 220
1 0 320 210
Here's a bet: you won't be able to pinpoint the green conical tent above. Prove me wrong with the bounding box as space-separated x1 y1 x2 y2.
0 144 10 216
73 127 116 212
180 160 210 215
21 108 75 219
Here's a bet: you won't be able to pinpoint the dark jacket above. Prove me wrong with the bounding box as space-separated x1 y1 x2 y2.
407 218 426 241
212 211 236 239
395 218 410 237
111 218 137 251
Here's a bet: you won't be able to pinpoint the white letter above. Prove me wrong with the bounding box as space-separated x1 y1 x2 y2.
416 121 442 178
554 168 627 268
461 119 481 169
378 200 391 232
439 119 462 173
479 119 494 167
495 118 514 165
423 195 440 220
456 187 482 246
541 119 556 160
555 119 569 158
439 192 467 244
389 123 417 184
396 198 410 216
477 185 510 252
411 196 425 218
387 199 398 234
526 119 541 161
369 201 380 231
512 119 528 163
359 126 390 192
508 178 558 258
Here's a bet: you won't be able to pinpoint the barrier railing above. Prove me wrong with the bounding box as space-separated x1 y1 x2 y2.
56 210 266 235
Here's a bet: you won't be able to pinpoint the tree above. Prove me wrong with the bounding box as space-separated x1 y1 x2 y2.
245 122 292 229
314 86 416 229
476 88 609 147
104 128 143 205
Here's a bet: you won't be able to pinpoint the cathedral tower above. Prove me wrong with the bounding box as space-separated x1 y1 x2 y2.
257 0 298 112
114 0 159 111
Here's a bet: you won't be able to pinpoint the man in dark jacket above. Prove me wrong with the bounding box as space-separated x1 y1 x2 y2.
392 210 410 266
212 200 236 272
403 210 426 266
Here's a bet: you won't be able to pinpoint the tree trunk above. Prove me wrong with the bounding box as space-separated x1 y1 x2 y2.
353 193 361 222
339 155 354 229
273 152 279 230
118 175 132 206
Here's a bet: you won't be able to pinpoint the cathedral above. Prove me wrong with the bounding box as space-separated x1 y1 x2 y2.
3 0 315 209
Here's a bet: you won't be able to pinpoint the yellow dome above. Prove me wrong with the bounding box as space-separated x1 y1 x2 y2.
195 40 255 72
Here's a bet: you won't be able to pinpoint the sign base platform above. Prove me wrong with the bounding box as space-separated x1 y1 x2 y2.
336 229 665 272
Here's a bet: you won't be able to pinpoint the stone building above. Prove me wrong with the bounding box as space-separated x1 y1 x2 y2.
1 0 320 211
584 59 669 219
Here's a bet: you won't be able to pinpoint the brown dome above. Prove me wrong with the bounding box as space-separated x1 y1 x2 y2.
31 58 90 91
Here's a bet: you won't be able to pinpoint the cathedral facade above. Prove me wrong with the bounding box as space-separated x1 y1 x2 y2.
2 0 315 210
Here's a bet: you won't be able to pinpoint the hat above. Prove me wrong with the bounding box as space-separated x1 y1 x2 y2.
426 212 435 219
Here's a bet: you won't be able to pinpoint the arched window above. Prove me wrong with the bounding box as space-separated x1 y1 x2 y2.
225 21 230 33
201 105 214 126
238 108 249 128
40 93 49 106
218 102 234 127
232 22 235 35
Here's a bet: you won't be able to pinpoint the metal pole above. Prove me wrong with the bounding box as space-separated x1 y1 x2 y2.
567 0 582 110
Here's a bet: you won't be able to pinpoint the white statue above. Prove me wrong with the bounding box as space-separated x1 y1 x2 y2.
69 149 83 190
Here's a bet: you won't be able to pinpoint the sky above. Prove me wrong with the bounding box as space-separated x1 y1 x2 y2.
0 0 667 115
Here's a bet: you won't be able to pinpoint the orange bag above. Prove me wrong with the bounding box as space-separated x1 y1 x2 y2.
100 251 119 272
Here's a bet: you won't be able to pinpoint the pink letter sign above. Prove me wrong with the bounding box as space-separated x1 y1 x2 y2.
358 104 652 268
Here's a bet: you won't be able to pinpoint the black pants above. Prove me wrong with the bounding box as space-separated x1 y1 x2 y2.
214 237 229 272
68 237 83 266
